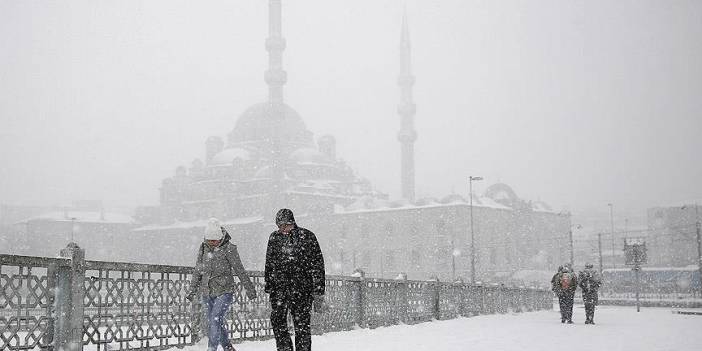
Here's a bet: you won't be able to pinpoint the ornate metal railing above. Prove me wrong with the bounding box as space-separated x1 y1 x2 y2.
82 260 198 351
1 244 553 351
0 255 68 351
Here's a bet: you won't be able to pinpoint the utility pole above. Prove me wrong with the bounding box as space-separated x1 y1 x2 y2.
598 233 603 274
469 175 483 284
697 221 701 297
569 229 574 265
453 206 460 280
608 203 616 269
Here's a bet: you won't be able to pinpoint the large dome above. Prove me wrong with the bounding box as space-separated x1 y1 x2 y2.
228 102 314 148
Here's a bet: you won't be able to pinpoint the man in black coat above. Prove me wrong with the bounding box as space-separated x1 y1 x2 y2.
265 209 325 351
578 263 602 324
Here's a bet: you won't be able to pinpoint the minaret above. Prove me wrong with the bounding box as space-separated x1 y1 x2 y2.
266 0 287 209
397 11 417 202
265 0 287 105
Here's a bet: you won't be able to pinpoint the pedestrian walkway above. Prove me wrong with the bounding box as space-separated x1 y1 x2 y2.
182 305 702 351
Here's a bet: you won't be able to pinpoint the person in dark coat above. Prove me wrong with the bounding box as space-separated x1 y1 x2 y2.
265 209 325 351
578 263 602 324
187 218 256 351
552 264 578 323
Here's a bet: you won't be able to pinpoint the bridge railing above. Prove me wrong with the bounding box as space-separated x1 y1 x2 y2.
0 244 552 351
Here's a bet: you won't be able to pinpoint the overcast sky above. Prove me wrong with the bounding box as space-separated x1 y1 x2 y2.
1 0 700 219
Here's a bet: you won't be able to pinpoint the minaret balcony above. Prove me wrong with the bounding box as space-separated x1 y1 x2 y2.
397 130 418 143
265 69 288 85
397 75 415 86
397 103 417 116
266 37 287 52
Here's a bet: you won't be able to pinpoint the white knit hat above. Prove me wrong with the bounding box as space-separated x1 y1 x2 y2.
204 218 223 240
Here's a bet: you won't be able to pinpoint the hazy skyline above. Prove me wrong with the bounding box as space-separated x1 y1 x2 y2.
1 0 701 219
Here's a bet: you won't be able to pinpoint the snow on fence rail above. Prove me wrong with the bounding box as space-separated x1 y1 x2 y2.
0 244 553 351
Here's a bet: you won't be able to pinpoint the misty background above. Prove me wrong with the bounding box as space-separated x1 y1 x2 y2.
1 0 701 226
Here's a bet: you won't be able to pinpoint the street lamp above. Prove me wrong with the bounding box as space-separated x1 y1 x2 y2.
681 203 701 296
608 203 615 269
70 217 77 243
469 175 483 284
569 223 582 266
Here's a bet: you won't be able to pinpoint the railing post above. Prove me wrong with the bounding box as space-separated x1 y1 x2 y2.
54 243 85 351
352 268 366 328
453 277 465 317
395 272 408 324
430 276 440 320
476 283 484 315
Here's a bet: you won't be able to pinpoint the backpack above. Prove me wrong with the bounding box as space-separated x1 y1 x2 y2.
560 272 572 290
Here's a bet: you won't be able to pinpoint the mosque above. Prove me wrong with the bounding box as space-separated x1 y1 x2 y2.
131 0 571 285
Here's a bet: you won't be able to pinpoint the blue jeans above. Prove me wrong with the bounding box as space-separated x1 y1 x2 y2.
203 293 234 351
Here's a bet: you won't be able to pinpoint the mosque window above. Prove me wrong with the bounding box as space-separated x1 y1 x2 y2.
385 250 395 270
411 250 422 268
384 222 394 238
362 250 372 268
435 220 448 245
360 224 370 240
340 225 347 239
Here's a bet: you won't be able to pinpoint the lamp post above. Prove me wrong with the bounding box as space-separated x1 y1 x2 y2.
70 217 77 243
569 223 582 266
469 176 483 284
608 203 615 269
682 203 701 296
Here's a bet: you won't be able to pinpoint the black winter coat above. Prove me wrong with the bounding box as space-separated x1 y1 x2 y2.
578 268 602 304
264 225 325 296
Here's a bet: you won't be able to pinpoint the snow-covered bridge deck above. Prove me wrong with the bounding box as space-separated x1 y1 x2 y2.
183 305 702 351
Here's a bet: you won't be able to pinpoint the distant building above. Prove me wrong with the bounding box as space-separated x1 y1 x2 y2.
647 203 701 267
130 1 571 285
17 209 135 261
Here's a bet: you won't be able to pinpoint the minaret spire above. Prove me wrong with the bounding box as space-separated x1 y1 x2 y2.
266 0 287 104
266 0 287 211
398 9 417 201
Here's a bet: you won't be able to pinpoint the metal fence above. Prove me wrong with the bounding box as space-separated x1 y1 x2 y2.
1 244 552 351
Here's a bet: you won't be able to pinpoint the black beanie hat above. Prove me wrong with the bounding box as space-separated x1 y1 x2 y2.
275 208 296 226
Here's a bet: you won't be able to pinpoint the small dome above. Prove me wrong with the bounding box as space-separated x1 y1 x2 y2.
253 166 272 179
211 148 251 165
440 194 467 204
229 102 314 147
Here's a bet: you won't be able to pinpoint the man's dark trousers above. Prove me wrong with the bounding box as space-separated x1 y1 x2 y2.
558 292 575 321
270 290 314 351
584 301 595 323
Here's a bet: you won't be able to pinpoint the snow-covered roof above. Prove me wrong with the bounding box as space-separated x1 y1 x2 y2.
338 194 514 214
133 216 263 232
604 265 698 272
20 211 134 224
337 197 516 215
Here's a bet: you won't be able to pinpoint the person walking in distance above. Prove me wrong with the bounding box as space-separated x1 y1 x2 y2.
186 218 257 351
265 209 326 351
579 263 602 324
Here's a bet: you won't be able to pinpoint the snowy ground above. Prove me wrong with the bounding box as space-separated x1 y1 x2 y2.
182 304 702 351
